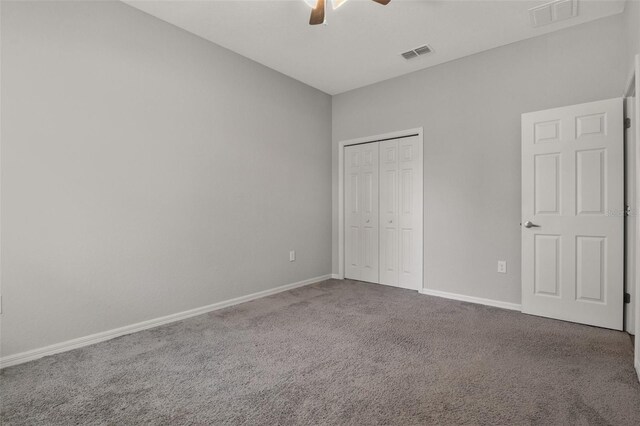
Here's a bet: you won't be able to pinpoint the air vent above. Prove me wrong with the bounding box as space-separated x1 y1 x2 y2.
402 51 418 60
529 0 578 28
401 45 432 61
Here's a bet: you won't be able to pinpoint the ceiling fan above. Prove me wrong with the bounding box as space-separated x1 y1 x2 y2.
304 0 391 26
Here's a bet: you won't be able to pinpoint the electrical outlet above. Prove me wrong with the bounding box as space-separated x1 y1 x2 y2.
497 261 507 274
289 250 296 262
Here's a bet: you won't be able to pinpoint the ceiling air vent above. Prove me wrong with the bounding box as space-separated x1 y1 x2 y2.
401 45 432 61
529 0 578 28
402 50 419 60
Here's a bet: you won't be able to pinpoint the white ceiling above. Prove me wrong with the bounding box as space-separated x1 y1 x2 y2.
124 0 626 94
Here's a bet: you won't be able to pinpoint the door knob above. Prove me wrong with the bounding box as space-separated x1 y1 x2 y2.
523 221 540 228
388 220 393 224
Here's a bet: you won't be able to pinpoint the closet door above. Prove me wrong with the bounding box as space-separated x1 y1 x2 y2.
379 136 423 290
397 136 423 290
379 140 399 286
344 143 379 283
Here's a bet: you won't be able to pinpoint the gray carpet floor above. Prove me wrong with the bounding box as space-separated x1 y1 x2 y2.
2 279 640 425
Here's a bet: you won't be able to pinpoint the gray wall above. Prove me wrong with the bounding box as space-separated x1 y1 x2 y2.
0 1 331 357
332 14 628 305
625 0 640 73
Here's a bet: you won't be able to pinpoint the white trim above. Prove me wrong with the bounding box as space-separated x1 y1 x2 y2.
338 127 424 283
625 62 636 97
635 54 640 374
419 288 522 312
331 274 341 279
624 96 636 334
0 1 3 317
0 274 332 369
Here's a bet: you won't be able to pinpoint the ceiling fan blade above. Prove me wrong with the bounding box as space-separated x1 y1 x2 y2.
372 0 391 5
309 0 326 25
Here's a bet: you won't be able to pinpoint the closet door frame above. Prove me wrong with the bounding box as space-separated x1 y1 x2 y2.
338 127 424 290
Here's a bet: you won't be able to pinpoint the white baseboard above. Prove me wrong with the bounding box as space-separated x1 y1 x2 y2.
419 288 522 312
0 274 332 369
636 359 640 384
331 274 341 279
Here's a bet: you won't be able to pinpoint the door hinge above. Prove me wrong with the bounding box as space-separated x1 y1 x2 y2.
626 205 632 216
624 293 631 304
625 117 631 129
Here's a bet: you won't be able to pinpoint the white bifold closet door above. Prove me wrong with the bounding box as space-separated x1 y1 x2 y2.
345 143 380 283
380 136 423 290
345 135 423 290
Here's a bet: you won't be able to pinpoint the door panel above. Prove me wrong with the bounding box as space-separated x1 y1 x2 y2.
397 136 423 290
522 98 623 330
344 143 379 283
378 136 423 290
534 154 560 215
534 234 561 297
576 236 605 302
379 140 399 286
576 149 605 215
345 148 361 279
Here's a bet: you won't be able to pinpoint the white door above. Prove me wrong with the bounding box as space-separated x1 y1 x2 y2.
379 140 399 286
379 136 423 290
345 143 379 283
522 98 624 330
